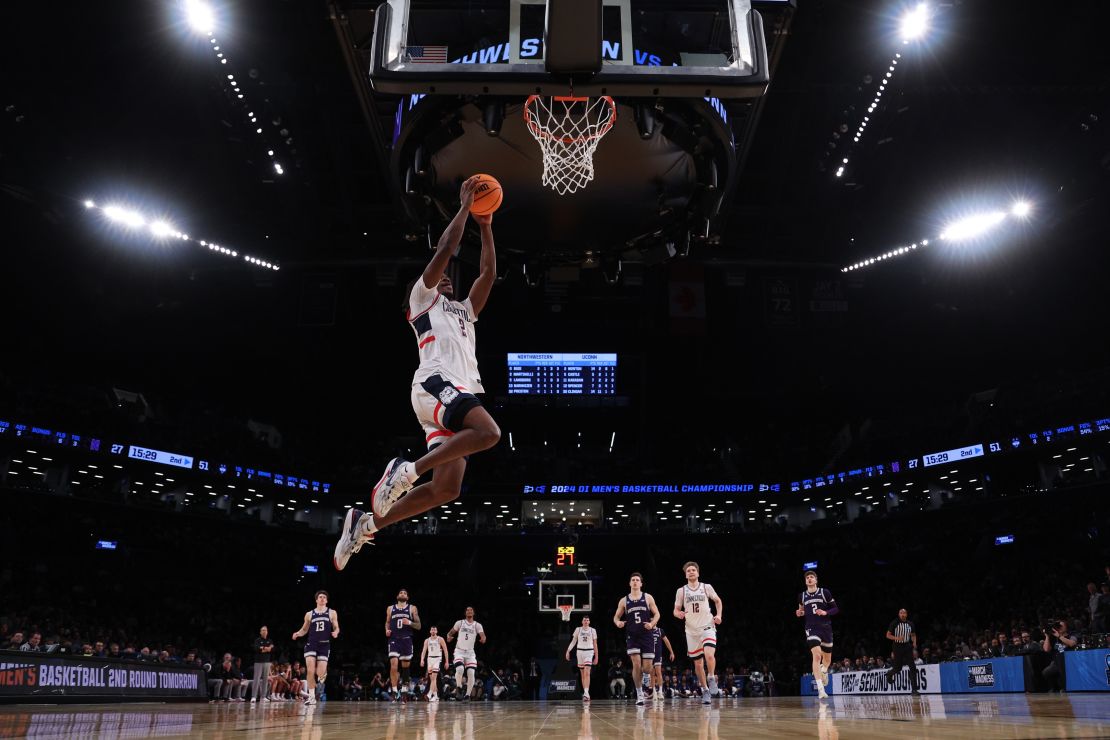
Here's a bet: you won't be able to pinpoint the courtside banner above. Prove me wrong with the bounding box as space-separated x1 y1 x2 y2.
801 665 941 695
1064 649 1110 692
938 657 1027 693
0 654 206 702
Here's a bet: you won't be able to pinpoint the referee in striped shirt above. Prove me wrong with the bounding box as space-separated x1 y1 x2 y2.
885 608 919 693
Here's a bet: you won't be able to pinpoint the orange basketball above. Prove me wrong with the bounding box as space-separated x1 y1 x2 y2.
469 173 503 216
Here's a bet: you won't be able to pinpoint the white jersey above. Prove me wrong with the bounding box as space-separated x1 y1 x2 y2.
677 582 718 630
453 619 484 651
408 281 484 393
426 637 443 659
573 627 597 649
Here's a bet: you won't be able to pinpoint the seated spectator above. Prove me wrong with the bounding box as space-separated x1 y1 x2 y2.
216 653 242 701
348 674 364 701
7 632 24 650
608 659 626 699
107 643 121 659
20 632 44 652
508 672 522 700
491 669 508 700
369 672 389 701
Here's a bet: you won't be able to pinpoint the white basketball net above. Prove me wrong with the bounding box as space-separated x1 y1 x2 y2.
558 605 574 622
525 96 617 195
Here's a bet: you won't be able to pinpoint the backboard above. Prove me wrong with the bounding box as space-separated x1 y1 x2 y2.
369 0 770 98
539 579 593 614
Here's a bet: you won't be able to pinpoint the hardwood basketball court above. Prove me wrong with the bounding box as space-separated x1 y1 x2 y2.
3 695 1108 738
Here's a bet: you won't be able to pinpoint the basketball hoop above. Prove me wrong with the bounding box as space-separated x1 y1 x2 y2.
558 604 574 622
524 95 617 195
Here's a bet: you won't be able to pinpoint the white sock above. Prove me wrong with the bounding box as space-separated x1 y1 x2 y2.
583 689 589 697
465 670 475 696
455 666 464 690
402 461 417 482
360 513 378 536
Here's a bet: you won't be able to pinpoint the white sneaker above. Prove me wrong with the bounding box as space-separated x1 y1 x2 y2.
582 694 590 702
371 458 416 518
429 695 438 702
333 507 373 571
304 695 317 706
701 688 711 704
820 664 830 687
817 687 829 700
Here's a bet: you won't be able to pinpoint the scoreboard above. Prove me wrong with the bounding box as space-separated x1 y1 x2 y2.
507 353 616 395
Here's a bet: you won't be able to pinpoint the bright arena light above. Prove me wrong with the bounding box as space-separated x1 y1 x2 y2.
102 205 146 228
900 3 930 42
149 220 176 238
1011 200 1032 218
84 197 280 271
184 0 216 35
939 211 1007 241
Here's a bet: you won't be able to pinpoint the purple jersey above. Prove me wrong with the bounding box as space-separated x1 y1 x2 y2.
800 588 838 629
306 609 332 649
389 604 413 640
624 594 655 657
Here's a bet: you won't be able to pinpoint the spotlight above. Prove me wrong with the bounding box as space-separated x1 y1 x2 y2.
184 0 216 35
83 199 95 209
482 101 505 137
939 211 1007 241
103 205 145 228
900 2 929 42
149 221 175 238
1011 200 1031 218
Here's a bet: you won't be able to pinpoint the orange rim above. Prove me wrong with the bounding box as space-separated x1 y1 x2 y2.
524 95 617 145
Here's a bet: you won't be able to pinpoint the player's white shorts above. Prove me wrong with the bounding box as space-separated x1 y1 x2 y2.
685 625 717 657
453 648 477 668
576 649 595 668
426 656 443 673
410 375 481 450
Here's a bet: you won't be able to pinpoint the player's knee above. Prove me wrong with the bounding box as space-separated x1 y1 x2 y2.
477 420 500 449
430 482 462 504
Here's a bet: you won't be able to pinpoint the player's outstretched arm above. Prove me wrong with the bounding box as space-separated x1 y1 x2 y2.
423 176 479 289
446 624 458 643
410 605 422 631
292 612 310 640
673 588 685 620
613 597 627 628
478 627 487 645
663 635 675 661
420 640 428 667
467 214 496 316
331 609 340 639
385 606 394 637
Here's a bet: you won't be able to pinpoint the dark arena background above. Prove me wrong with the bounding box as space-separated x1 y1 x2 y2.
3 0 1110 737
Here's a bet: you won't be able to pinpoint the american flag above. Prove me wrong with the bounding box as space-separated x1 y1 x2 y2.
404 45 448 64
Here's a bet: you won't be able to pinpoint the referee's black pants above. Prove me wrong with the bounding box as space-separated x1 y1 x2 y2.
886 643 919 690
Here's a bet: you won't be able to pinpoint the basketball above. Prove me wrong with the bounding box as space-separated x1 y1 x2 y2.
469 173 503 216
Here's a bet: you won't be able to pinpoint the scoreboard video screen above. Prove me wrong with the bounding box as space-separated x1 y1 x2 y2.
507 353 616 395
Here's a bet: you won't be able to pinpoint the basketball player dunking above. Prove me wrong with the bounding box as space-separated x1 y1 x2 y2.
333 176 501 570
420 626 450 702
796 570 838 700
446 607 486 700
385 589 421 700
614 572 661 705
291 590 339 706
673 562 723 704
564 615 599 702
650 626 676 702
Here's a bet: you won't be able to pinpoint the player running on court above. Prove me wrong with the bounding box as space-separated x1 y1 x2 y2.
673 561 723 704
420 626 450 702
796 569 838 700
446 606 486 701
614 572 661 705
333 176 500 570
385 589 421 700
564 615 599 702
651 626 676 702
291 590 339 706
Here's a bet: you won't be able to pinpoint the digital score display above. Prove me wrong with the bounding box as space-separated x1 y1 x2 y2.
555 546 576 568
127 445 194 469
508 353 616 395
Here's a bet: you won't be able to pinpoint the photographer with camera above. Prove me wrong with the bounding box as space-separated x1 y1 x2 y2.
1041 619 1077 692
